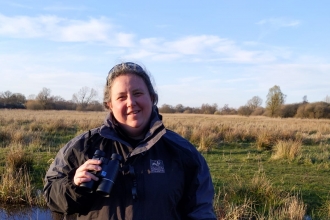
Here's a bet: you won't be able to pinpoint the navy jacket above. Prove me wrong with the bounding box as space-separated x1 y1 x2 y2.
44 108 216 220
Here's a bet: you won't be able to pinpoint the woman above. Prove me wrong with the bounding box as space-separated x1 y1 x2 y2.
44 62 216 220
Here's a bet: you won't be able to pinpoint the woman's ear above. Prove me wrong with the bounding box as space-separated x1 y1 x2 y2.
150 94 155 104
107 102 112 110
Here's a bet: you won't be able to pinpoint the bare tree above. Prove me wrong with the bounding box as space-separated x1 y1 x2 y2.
247 96 263 110
0 91 11 105
302 95 308 103
11 93 26 104
325 95 330 103
237 105 253 116
36 87 52 109
175 104 185 113
0 90 26 108
266 85 286 117
72 86 98 110
159 104 175 113
2 91 13 100
201 103 218 114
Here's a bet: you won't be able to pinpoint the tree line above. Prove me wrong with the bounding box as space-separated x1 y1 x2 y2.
159 85 330 119
0 87 103 111
1 85 330 118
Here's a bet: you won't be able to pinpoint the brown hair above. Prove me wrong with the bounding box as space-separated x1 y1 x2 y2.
103 62 158 109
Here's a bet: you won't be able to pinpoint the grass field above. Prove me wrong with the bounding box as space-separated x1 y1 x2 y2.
1 109 330 219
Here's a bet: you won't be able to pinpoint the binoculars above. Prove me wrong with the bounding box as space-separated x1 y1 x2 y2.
80 150 123 197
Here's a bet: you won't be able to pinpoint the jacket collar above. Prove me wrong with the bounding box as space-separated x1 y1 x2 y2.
99 106 166 156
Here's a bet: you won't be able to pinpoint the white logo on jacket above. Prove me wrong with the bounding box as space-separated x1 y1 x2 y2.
150 160 165 173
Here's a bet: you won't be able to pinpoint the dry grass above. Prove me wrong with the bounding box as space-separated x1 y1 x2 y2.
270 195 307 220
0 147 37 206
1 110 330 150
162 114 330 151
0 109 106 148
1 110 330 217
6 144 34 173
214 171 307 220
0 142 46 206
0 166 33 204
271 140 302 161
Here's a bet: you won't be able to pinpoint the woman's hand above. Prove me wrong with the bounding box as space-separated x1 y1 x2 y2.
74 159 102 186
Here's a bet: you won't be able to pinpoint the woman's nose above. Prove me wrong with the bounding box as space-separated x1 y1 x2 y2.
126 95 136 107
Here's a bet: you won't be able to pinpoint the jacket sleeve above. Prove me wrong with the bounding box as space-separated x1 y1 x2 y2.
183 150 217 220
43 135 97 215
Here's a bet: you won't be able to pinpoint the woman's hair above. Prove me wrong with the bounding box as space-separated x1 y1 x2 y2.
103 62 158 109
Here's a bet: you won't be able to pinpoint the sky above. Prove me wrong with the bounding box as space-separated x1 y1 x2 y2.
0 1 329 108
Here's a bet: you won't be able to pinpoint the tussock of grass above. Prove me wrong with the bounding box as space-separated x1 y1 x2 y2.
214 171 307 219
271 140 302 161
270 195 306 220
7 144 34 173
256 132 274 150
198 134 217 152
0 143 46 206
0 166 32 204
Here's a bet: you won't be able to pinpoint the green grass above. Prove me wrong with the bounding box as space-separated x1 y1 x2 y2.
203 142 330 218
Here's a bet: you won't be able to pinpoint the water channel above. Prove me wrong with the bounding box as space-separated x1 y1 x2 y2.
0 206 77 220
0 206 52 220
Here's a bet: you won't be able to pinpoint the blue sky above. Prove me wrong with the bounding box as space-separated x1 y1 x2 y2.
0 1 329 108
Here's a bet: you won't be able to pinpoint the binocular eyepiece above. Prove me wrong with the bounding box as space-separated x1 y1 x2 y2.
79 150 123 197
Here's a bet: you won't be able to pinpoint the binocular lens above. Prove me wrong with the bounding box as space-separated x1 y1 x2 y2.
96 178 115 197
79 150 122 197
79 181 94 193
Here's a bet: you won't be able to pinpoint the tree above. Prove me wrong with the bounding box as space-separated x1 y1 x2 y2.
266 85 286 117
247 96 263 110
36 87 52 109
0 91 13 106
280 103 301 118
302 95 308 103
158 104 175 113
175 104 185 113
72 86 98 111
237 105 253 116
0 91 26 108
325 95 330 103
216 104 237 115
296 102 330 119
200 103 218 114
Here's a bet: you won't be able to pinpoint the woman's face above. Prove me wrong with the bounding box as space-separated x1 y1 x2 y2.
107 73 153 139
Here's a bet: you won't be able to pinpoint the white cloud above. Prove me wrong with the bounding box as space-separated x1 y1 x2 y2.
0 13 296 65
125 35 287 64
114 32 135 47
256 17 301 40
164 35 221 55
0 14 135 46
0 14 45 37
55 17 110 42
257 17 301 27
